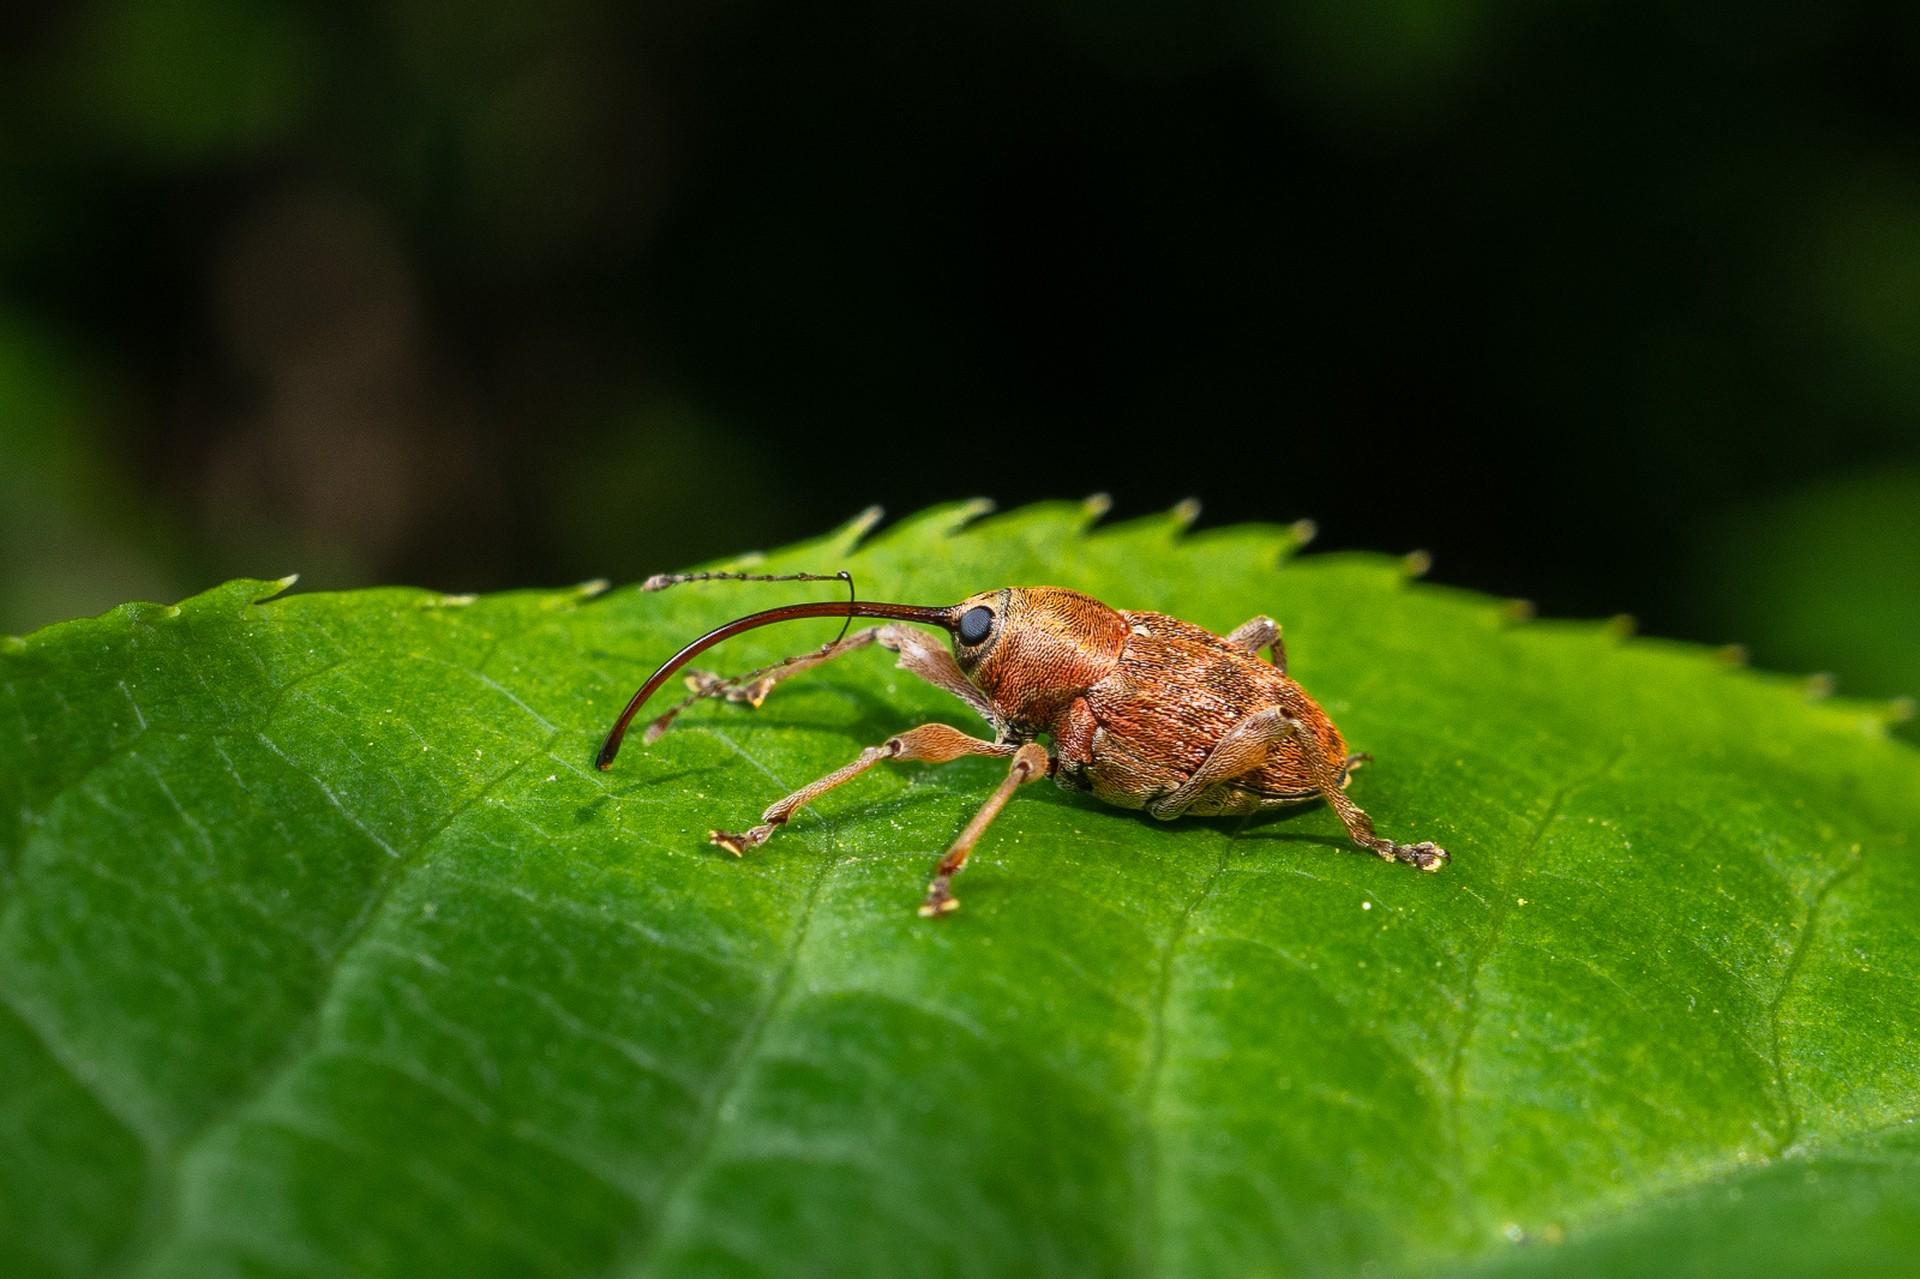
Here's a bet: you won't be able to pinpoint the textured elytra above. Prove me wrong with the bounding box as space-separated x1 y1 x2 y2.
0 498 1915 1279
1078 607 1348 813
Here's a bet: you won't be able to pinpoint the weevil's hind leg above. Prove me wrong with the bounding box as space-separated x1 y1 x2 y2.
1146 707 1294 820
710 723 1017 855
1339 752 1372 789
920 743 1053 918
1288 721 1446 870
1147 709 1446 871
1224 615 1287 674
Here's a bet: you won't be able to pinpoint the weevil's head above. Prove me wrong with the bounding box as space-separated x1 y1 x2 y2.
597 579 1132 770
946 586 1129 727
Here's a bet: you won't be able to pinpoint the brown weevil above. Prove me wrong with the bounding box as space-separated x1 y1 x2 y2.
598 572 1449 917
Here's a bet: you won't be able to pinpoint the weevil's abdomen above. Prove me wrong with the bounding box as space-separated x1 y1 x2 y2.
1074 611 1346 813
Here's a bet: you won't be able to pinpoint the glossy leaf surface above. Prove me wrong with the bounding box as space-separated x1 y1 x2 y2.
3 501 1916 1278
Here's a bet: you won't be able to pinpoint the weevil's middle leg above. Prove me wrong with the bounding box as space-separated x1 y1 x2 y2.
709 723 1017 855
919 742 1052 918
1224 615 1287 674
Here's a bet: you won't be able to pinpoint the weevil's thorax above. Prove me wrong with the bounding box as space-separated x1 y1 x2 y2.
951 587 1128 736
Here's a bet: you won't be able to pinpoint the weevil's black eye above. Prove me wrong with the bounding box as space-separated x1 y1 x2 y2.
957 606 994 645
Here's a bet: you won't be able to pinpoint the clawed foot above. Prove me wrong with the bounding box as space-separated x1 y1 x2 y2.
1374 839 1449 872
709 824 775 857
918 875 960 918
683 669 777 707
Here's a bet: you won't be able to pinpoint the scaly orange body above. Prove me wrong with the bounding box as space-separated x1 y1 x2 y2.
954 588 1348 815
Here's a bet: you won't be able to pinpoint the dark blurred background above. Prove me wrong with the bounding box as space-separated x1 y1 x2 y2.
1 0 1915 713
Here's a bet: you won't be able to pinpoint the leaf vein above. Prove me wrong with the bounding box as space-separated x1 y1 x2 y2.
114 733 561 1277
1131 832 1237 1279
1443 747 1626 1203
612 830 840 1278
1767 842 1868 1155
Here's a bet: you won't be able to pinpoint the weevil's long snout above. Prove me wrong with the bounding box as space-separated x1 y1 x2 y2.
595 599 960 770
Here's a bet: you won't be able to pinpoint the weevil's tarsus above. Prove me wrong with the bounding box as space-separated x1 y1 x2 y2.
920 742 1052 918
710 723 1019 858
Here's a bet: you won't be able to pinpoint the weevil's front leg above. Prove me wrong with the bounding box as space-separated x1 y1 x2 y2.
1224 615 1287 674
710 723 1017 855
1147 708 1447 871
878 623 997 724
650 622 998 743
919 743 1053 918
645 628 886 741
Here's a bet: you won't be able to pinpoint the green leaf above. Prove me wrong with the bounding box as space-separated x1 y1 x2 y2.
3 499 1916 1279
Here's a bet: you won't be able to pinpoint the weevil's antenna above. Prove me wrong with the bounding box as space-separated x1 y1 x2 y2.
597 596 958 770
644 569 849 591
644 570 858 643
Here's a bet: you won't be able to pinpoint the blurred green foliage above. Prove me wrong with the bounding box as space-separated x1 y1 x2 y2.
0 0 1916 712
1687 468 1920 736
0 313 178 633
55 0 321 160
